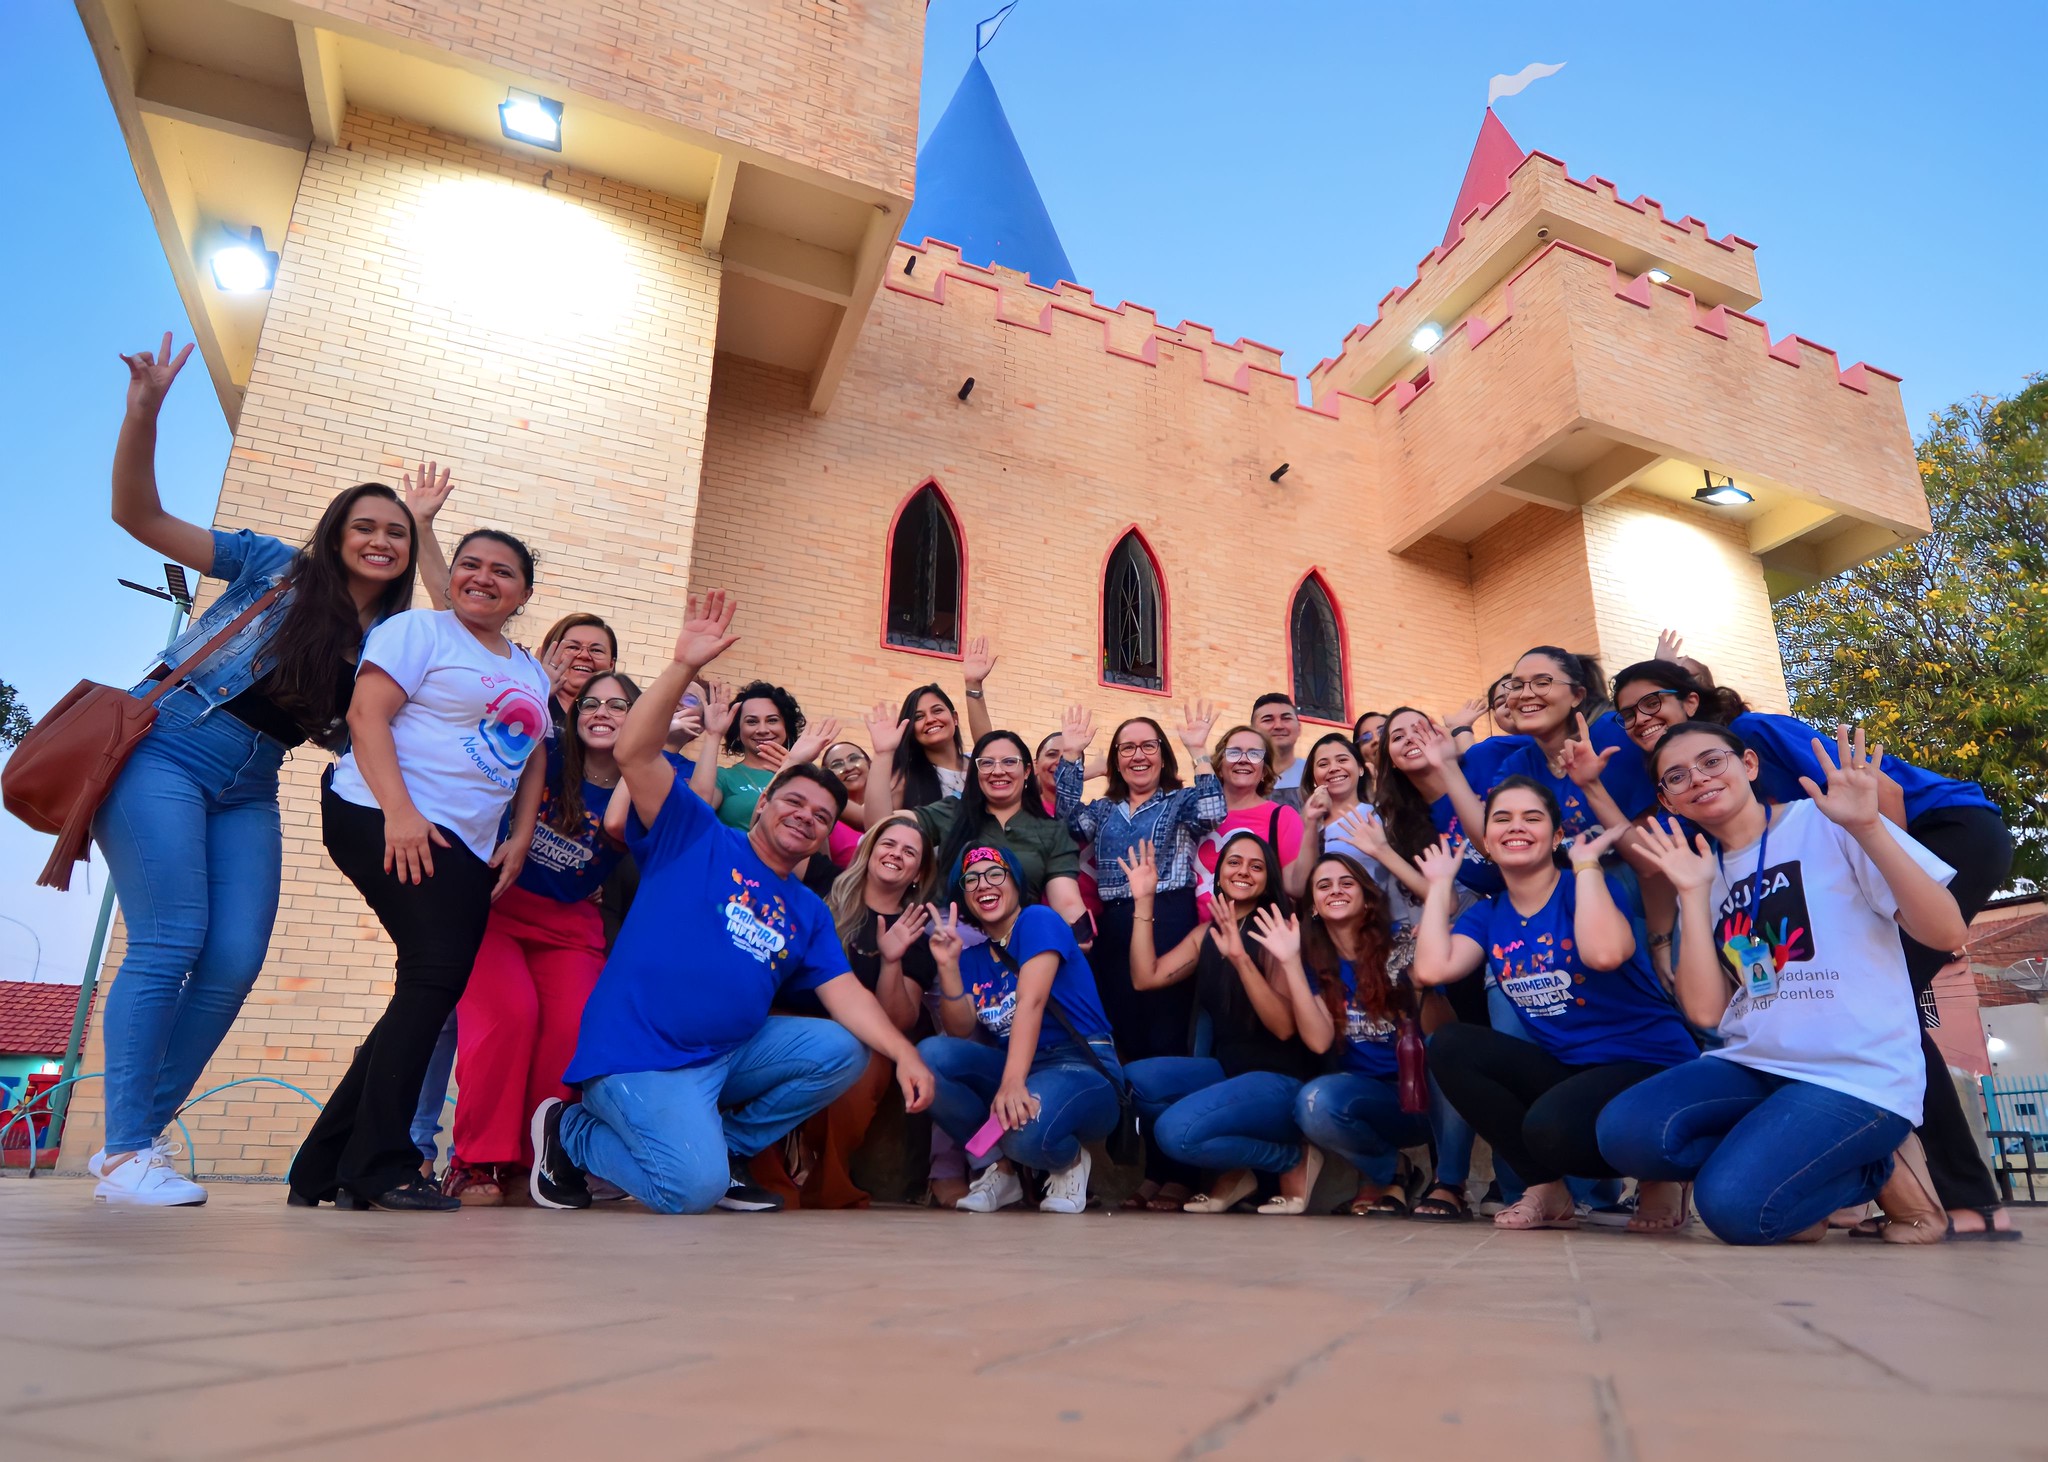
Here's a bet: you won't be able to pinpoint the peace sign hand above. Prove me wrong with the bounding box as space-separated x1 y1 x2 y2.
120 332 194 419
926 903 964 965
403 461 455 525
1801 724 1884 833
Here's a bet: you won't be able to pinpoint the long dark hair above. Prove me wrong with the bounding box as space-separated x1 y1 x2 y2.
255 482 419 748
934 730 1052 888
723 680 805 755
1300 851 1394 1024
554 671 641 837
1104 716 1182 801
1199 828 1294 1028
1304 731 1363 795
1371 706 1441 862
1516 645 1612 722
892 683 962 810
1609 660 1751 727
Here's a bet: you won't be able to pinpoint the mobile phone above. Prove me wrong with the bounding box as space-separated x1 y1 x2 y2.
965 1112 1006 1159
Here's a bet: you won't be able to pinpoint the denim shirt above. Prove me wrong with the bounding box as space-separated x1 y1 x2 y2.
1053 758 1225 901
129 529 300 713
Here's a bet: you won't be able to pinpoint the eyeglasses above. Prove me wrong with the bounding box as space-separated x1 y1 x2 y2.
578 696 631 713
824 753 869 774
1221 746 1266 764
962 866 1011 889
1656 748 1739 794
1503 675 1561 694
1618 689 1680 726
1116 739 1162 758
975 755 1024 772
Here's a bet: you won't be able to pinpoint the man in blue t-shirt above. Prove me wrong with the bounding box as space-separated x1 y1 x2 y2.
528 592 935 1215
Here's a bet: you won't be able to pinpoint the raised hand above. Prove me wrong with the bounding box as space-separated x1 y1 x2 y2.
120 331 194 419
1636 817 1718 895
1800 724 1883 832
1059 704 1097 759
1301 785 1332 829
671 590 740 671
1443 695 1486 733
1412 716 1459 772
1566 820 1629 867
1332 806 1394 862
1207 905 1247 962
927 903 964 965
1115 840 1159 902
961 635 998 687
1656 628 1685 664
785 715 842 769
1248 905 1302 963
402 461 454 525
1557 712 1618 789
542 642 580 697
1177 697 1219 755
863 700 907 756
877 902 933 962
1414 835 1465 888
699 677 738 742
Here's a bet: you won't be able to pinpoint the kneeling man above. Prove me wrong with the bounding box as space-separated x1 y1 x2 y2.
530 592 934 1213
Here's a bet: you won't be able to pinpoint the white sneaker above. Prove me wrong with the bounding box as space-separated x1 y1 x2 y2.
94 1149 206 1207
1039 1149 1092 1214
87 1134 176 1178
955 1163 1023 1213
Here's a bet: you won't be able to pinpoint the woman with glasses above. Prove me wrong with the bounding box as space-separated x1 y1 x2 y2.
1194 726 1304 923
1598 723 1966 1245
441 671 641 1205
1351 711 1389 799
1609 658 2020 1240
535 613 619 732
1479 648 1658 842
820 741 874 867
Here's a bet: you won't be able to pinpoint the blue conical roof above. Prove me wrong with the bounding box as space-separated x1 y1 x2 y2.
901 57 1075 288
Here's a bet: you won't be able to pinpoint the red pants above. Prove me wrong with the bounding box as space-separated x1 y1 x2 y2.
452 884 603 1168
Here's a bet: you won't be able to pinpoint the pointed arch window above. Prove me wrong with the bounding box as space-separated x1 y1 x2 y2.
1101 529 1165 691
1289 572 1348 723
885 482 963 655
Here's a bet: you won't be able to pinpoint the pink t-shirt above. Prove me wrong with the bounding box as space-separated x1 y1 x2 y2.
829 820 862 869
1194 801 1304 922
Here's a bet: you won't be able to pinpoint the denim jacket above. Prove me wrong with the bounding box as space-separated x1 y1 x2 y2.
129 529 300 713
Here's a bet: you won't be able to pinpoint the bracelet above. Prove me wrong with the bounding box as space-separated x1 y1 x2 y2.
964 689 984 699
1571 860 1602 874
937 987 971 1002
1449 724 1474 736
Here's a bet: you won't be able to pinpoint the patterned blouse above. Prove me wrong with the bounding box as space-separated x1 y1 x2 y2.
1054 759 1226 901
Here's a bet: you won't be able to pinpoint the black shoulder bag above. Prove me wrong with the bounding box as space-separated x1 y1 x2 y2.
989 937 1145 1168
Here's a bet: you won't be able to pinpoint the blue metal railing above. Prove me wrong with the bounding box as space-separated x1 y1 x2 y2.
0 1073 328 1179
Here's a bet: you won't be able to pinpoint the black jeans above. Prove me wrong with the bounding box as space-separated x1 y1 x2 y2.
1094 887 1200 1188
289 785 496 1201
1428 1023 1667 1188
1904 804 2013 1212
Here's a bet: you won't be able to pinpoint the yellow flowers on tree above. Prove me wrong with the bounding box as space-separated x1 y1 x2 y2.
1778 377 2048 882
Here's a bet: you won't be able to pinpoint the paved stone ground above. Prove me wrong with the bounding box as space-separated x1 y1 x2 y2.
1 1179 2042 1461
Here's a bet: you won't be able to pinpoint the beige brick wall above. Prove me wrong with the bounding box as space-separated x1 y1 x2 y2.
62 109 720 1175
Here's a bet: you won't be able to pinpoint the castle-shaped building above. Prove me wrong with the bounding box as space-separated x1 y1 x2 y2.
64 0 1925 1173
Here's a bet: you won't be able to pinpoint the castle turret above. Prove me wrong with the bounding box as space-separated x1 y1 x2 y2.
1442 108 1526 251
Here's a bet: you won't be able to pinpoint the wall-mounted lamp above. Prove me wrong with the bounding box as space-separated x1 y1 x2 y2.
1269 463 1290 483
209 226 279 293
1694 471 1753 507
1645 267 1673 285
957 377 975 400
1410 323 1443 352
500 89 563 150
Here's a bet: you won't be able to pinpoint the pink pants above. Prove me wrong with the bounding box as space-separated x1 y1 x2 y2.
452 884 603 1168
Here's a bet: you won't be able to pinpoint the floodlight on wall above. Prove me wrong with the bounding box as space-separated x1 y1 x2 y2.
500 89 563 150
1410 323 1444 352
1694 471 1753 507
209 227 278 293
1645 267 1673 285
1988 1036 2009 1055
1269 463 1290 483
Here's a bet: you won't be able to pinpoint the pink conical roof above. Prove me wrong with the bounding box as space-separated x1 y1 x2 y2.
1441 108 1526 251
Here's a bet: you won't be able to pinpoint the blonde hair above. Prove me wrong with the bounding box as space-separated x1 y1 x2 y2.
828 812 935 948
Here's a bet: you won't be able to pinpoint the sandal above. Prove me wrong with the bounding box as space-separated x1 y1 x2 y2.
1875 1133 1946 1246
1625 1181 1691 1234
1946 1205 2024 1242
1493 1191 1577 1230
442 1163 505 1207
1184 1171 1257 1213
1358 1192 1410 1217
1145 1182 1193 1212
1409 1185 1472 1222
1121 1180 1161 1212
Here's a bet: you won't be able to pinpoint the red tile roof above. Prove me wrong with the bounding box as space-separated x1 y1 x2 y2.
0 980 87 1057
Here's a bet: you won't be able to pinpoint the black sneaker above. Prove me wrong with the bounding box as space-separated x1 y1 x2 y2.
716 1153 784 1212
528 1097 591 1210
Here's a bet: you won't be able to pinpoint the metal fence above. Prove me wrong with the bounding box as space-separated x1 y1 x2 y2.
1981 1074 2048 1205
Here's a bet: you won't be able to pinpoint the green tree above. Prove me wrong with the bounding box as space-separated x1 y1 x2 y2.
1777 376 2048 882
0 679 29 749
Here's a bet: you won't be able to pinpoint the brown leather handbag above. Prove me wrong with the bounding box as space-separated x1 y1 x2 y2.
3 586 283 890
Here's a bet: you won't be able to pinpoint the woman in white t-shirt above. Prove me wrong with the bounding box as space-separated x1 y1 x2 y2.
1597 721 1968 1246
288 529 552 1213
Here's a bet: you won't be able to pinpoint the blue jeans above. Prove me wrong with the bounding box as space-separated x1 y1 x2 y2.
560 1016 867 1214
92 688 285 1154
1296 1071 1431 1185
1126 1056 1304 1175
920 1033 1121 1171
1597 1056 1911 1246
411 1013 459 1162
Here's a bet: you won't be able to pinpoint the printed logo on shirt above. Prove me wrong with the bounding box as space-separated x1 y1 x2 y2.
474 681 548 769
526 820 595 875
1489 931 1581 1020
1346 1004 1396 1046
972 984 1018 1037
1715 860 1814 1009
722 871 793 967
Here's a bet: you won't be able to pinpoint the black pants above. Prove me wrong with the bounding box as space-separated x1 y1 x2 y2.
1903 804 2013 1212
1428 1023 1666 1187
1095 886 1199 1187
289 786 496 1201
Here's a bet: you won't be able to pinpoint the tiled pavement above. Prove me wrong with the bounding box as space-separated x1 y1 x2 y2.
0 1179 2042 1461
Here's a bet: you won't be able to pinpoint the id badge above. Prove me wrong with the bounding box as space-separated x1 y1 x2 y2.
1727 934 1776 999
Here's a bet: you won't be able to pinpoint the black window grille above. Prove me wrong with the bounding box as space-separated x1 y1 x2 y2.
1102 531 1163 690
1290 575 1346 722
885 485 961 653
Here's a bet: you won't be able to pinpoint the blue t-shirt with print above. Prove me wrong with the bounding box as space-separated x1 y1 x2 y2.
1336 959 1400 1079
562 777 849 1083
1426 735 1530 896
1727 712 1994 825
960 905 1115 1053
515 741 627 903
1452 871 1697 1067
1481 713 1659 838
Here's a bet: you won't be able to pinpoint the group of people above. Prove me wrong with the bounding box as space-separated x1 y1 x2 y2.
72 333 2022 1248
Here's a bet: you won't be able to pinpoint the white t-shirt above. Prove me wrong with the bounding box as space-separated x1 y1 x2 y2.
329 610 552 860
1704 798 1954 1124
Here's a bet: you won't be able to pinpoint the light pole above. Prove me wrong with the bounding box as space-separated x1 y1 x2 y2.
47 565 193 1139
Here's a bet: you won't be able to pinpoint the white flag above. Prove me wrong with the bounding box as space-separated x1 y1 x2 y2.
977 2 1017 52
1487 61 1565 107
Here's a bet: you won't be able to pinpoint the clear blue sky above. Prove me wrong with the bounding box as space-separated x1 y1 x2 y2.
1 0 2042 982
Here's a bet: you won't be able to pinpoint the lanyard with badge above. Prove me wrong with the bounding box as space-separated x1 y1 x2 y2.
1716 812 1776 1000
